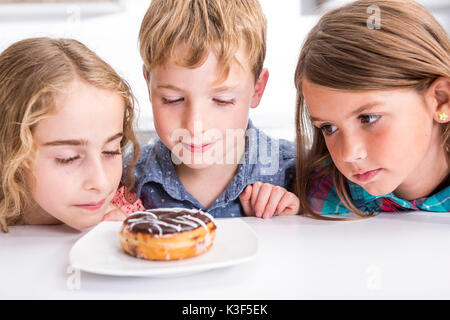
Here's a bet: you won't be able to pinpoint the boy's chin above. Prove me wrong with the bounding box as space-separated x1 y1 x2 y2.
179 161 218 170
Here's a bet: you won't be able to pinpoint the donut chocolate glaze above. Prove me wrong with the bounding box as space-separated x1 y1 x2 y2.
119 208 217 261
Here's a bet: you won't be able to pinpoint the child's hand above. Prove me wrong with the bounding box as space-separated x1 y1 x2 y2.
239 182 299 219
101 203 127 222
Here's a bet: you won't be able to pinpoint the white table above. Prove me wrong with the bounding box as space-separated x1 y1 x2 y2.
1 212 450 299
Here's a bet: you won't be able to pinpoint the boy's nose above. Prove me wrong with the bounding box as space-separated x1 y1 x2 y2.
340 133 367 163
182 102 208 138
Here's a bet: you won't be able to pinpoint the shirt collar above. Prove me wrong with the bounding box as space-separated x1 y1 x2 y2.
348 180 450 211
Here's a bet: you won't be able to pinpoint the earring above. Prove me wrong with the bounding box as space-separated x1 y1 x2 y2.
439 112 448 121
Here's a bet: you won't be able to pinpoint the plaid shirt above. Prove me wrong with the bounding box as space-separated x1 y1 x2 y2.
309 173 449 214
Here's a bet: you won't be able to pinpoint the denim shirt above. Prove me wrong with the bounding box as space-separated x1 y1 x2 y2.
126 120 296 218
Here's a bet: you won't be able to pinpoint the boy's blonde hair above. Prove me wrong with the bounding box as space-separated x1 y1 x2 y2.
294 0 450 219
139 0 267 82
0 37 140 233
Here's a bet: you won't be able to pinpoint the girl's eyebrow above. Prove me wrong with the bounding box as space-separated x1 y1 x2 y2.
42 132 123 147
348 102 383 118
310 102 383 122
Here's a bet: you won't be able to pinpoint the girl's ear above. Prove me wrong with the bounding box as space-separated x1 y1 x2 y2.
250 68 269 109
427 77 450 123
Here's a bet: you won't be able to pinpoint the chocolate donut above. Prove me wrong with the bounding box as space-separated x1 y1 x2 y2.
119 208 216 261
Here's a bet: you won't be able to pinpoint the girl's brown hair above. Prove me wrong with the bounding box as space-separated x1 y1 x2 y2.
294 0 450 219
0 37 140 232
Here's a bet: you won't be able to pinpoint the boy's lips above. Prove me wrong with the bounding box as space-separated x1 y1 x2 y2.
75 199 106 211
353 168 382 183
182 141 217 153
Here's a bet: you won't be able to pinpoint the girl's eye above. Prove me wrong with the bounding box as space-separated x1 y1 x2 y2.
55 150 121 165
213 98 235 106
359 114 381 124
103 150 122 158
320 124 338 136
55 155 80 165
162 97 183 104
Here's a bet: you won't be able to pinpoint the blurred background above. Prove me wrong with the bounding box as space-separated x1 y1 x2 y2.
0 0 449 145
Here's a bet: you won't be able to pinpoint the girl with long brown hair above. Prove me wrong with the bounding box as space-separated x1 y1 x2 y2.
295 0 449 218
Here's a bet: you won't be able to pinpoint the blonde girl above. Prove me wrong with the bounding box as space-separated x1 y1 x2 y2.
0 37 141 232
295 0 449 218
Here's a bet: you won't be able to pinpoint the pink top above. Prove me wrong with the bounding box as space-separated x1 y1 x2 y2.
111 186 145 216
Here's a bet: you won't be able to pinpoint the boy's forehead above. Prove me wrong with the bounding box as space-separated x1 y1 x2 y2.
152 44 252 80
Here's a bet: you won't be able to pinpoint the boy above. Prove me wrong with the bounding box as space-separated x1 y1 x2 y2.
130 0 298 218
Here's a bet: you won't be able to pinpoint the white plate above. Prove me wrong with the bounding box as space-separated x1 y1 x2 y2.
69 218 258 277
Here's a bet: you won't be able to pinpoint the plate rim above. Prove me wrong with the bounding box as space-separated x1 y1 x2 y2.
69 218 259 277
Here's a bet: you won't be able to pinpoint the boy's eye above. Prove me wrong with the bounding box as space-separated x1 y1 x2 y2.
359 114 381 124
55 155 80 165
319 124 338 135
213 98 235 106
162 97 183 104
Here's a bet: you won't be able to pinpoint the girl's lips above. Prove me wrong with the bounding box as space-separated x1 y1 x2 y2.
182 141 217 153
353 168 382 183
75 199 106 211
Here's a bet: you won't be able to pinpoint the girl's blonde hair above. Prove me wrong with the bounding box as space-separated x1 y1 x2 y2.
0 37 140 232
138 0 267 82
294 0 450 219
